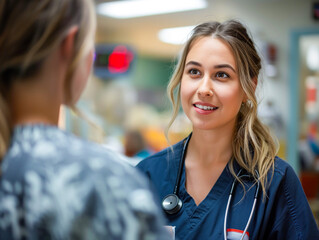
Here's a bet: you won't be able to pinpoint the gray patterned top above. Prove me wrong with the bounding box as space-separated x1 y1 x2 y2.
0 124 171 240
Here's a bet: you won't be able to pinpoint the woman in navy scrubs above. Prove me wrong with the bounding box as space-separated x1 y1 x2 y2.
137 20 319 240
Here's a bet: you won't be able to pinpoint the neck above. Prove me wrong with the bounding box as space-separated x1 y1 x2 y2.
187 126 234 166
7 47 67 127
8 74 64 127
8 84 61 126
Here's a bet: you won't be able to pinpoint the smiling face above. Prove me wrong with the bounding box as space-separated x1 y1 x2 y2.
180 36 246 132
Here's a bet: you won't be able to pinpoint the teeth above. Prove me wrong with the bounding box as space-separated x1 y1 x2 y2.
195 104 217 110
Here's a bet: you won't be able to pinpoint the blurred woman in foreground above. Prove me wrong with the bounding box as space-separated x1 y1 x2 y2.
0 0 170 239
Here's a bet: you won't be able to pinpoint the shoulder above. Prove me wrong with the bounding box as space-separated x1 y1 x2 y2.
264 158 319 239
268 156 309 214
52 135 150 190
265 156 306 212
3 125 150 193
267 156 301 191
271 156 302 186
273 156 296 177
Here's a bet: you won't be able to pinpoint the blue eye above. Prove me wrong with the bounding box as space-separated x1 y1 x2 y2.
216 72 229 78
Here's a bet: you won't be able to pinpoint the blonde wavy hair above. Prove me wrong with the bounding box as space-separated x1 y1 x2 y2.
166 20 278 198
0 0 96 162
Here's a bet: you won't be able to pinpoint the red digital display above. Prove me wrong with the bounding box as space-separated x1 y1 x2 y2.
108 46 134 73
94 44 135 79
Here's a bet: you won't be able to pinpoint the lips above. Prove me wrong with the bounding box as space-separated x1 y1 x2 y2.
194 104 218 110
193 102 218 114
193 102 218 110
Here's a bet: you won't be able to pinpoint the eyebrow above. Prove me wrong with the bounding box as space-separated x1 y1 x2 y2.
185 61 236 73
185 61 201 67
215 64 236 73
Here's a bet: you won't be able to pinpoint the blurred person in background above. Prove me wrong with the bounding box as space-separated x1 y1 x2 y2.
299 134 319 171
0 0 170 239
137 20 319 239
124 129 152 166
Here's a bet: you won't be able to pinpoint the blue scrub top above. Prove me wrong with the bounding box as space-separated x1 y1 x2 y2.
137 137 319 240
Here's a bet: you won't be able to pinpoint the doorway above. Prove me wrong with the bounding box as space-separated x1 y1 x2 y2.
289 28 319 224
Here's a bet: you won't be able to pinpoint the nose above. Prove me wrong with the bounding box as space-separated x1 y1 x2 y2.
197 76 213 97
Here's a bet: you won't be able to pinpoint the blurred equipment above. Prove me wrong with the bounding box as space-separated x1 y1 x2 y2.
94 44 135 79
260 42 278 78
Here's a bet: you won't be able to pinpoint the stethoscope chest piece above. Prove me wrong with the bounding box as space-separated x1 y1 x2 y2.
162 194 182 215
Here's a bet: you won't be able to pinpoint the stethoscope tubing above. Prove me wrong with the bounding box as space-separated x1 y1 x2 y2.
173 133 192 195
162 133 261 240
223 169 260 240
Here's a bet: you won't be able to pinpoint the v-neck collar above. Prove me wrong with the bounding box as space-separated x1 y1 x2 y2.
179 161 234 217
173 133 241 219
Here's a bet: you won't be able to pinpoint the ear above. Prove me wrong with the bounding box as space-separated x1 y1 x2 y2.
59 26 79 61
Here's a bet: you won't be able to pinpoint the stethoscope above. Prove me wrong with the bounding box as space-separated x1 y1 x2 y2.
162 133 260 240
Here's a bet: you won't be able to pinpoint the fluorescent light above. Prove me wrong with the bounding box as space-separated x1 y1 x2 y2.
306 44 319 71
158 25 195 45
97 0 207 19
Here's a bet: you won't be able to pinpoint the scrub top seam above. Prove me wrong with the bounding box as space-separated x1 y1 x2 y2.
281 176 303 239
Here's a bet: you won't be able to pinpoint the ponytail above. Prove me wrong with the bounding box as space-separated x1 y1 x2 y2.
0 1 12 163
0 93 10 162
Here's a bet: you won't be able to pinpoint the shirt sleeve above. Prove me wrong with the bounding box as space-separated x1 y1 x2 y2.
266 165 319 240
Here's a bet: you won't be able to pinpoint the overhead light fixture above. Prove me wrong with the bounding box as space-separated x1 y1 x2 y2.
97 0 207 19
158 25 195 45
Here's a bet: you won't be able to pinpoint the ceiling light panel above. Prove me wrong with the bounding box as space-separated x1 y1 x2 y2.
97 0 207 19
158 25 195 45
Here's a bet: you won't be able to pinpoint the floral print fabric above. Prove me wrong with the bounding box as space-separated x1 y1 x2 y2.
0 125 170 240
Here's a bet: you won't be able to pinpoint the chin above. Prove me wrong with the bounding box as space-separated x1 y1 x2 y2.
192 123 215 130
